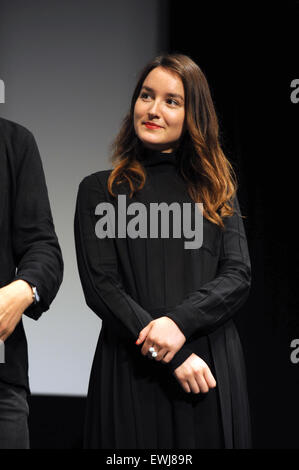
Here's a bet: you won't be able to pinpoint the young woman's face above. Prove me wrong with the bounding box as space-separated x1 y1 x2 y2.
134 66 185 153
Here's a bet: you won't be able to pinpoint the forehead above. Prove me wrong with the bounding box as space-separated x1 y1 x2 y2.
142 67 184 96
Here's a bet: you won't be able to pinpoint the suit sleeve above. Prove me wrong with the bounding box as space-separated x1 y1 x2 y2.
164 194 251 340
74 174 192 371
12 131 63 320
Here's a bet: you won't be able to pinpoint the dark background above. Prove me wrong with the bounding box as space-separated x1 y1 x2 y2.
167 1 298 449
11 1 299 448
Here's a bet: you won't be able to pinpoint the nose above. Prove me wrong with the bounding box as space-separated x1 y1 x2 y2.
147 99 161 118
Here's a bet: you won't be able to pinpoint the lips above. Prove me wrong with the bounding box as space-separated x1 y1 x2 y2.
143 122 163 129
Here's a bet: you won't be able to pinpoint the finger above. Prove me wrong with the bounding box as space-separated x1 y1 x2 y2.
161 351 175 364
188 376 201 394
136 324 151 345
174 374 191 393
141 337 154 356
181 380 191 393
195 372 209 393
203 367 217 388
136 322 153 344
154 347 168 362
145 342 155 359
0 330 7 341
136 325 149 344
146 344 160 360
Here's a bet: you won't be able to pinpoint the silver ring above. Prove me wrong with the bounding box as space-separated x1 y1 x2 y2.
148 346 157 358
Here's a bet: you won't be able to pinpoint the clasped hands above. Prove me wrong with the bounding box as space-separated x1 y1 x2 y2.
135 316 216 394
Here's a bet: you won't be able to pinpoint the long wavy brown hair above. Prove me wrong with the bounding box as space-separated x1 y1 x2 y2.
107 53 238 228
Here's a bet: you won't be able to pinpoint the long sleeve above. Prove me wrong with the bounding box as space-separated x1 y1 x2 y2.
74 174 156 339
12 131 63 320
74 173 192 371
164 195 251 340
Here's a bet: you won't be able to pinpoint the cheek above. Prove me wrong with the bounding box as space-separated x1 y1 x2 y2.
134 101 145 120
133 104 144 134
169 112 185 133
178 111 185 131
133 103 140 123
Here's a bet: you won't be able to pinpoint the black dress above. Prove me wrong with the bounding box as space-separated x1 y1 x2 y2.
74 147 251 449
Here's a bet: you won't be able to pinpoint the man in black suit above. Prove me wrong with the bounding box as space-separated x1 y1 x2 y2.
0 118 63 448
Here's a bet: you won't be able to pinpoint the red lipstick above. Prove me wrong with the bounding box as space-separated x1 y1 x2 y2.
144 122 162 130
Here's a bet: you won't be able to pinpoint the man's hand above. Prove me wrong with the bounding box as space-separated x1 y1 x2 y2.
173 353 217 394
0 280 33 341
136 316 186 363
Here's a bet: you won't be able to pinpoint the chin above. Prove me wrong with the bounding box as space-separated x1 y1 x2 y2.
139 133 163 146
141 140 164 150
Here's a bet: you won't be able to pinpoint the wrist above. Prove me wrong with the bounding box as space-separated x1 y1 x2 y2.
11 280 35 307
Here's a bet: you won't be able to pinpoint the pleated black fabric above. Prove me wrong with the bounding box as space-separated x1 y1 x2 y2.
74 146 252 449
83 322 223 449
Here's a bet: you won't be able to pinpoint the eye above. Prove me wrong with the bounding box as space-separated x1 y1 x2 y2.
140 92 151 100
166 98 179 106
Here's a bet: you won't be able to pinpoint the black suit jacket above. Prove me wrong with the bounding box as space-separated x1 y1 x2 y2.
0 117 63 392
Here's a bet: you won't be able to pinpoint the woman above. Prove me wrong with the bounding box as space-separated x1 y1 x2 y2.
74 53 251 449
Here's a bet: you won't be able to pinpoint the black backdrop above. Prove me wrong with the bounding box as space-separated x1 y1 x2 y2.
28 1 299 448
167 1 299 448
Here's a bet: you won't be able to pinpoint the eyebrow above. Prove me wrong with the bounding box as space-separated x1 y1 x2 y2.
141 86 184 102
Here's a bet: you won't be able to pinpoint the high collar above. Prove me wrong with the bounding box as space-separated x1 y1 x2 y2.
140 147 178 167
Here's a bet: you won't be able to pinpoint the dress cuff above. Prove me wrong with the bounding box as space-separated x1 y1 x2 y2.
166 347 193 373
164 302 197 340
